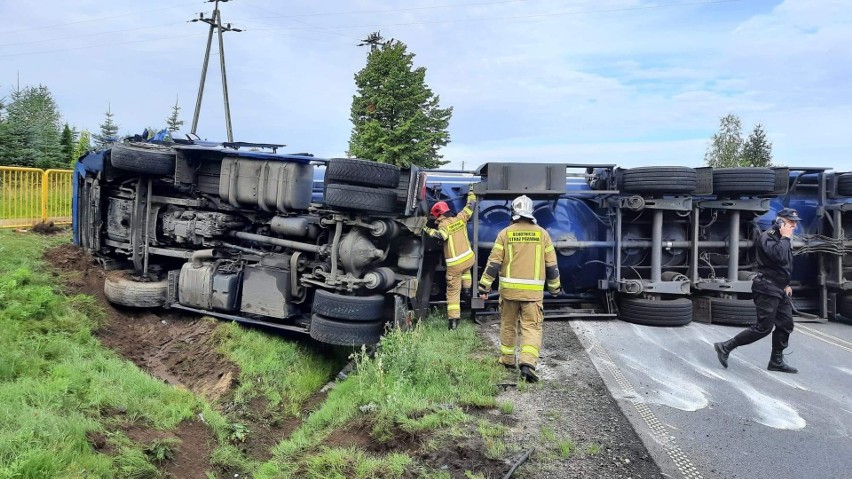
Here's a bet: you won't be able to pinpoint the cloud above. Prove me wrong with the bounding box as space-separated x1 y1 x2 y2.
0 0 850 170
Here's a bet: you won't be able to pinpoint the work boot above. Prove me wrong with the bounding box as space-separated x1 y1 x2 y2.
768 350 798 374
519 364 539 383
714 339 737 368
461 288 472 302
448 318 459 330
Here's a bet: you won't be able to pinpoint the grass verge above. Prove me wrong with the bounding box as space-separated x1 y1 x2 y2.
255 317 505 478
0 231 232 478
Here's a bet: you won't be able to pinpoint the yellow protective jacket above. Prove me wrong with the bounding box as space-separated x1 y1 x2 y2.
424 199 475 271
479 219 561 301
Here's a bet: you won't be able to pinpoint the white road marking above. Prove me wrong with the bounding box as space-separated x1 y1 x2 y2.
581 337 704 479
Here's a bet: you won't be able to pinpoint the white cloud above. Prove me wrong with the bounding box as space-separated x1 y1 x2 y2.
0 0 850 170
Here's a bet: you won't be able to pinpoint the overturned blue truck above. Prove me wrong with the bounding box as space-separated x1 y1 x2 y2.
72 139 852 346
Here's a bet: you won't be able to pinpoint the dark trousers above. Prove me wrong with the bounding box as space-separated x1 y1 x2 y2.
733 293 794 351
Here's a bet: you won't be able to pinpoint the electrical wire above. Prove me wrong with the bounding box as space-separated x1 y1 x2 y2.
238 0 745 32
0 1 200 36
793 234 851 256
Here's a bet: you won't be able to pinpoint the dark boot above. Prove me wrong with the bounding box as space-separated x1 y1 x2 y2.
461 288 472 302
768 350 798 374
448 318 459 330
714 339 737 368
520 364 539 383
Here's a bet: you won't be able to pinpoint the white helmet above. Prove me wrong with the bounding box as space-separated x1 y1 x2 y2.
511 195 536 223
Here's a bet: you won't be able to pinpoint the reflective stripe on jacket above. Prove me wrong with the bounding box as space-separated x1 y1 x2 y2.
436 202 474 267
479 219 561 301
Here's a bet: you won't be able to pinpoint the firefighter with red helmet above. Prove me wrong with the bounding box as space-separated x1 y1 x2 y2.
479 195 561 382
424 186 477 330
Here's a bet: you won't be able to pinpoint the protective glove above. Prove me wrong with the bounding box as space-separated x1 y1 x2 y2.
423 226 437 238
548 288 560 297
478 287 490 300
467 184 476 203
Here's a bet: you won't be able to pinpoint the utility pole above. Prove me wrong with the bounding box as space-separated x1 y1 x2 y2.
189 0 242 142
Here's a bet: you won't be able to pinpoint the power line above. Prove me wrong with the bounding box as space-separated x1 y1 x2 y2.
242 0 745 32
239 2 356 41
238 0 532 20
0 1 201 36
0 21 187 49
0 32 207 59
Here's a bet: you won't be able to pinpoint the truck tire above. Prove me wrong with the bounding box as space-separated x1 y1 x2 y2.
325 158 400 188
104 271 168 308
712 168 775 195
309 314 385 346
837 174 852 196
110 142 176 175
617 296 692 326
836 294 852 324
324 183 398 214
710 298 756 326
312 289 385 321
620 167 697 194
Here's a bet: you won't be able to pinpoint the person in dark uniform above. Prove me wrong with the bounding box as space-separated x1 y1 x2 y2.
714 208 801 374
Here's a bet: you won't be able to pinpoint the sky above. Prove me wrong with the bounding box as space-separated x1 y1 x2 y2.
0 0 850 170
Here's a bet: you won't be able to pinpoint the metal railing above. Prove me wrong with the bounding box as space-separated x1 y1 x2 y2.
0 167 74 228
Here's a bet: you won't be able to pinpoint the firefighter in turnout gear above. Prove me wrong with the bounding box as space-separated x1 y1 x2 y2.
479 195 561 383
423 186 477 330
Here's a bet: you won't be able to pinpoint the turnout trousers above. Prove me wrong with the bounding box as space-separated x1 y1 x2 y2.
445 256 474 320
498 298 544 367
733 292 794 350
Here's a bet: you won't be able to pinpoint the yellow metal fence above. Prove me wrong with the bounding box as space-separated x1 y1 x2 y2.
0 167 74 228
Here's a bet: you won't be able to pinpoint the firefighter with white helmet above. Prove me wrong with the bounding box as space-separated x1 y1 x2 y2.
479 195 561 382
423 186 477 330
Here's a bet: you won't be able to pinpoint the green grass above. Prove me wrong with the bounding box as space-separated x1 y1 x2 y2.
0 230 511 478
0 230 233 478
214 322 342 415
255 318 505 478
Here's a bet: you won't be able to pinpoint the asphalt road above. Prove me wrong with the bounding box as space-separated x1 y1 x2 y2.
571 318 852 479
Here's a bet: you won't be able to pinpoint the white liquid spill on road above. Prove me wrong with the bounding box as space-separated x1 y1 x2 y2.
728 378 807 430
836 366 852 376
618 353 711 412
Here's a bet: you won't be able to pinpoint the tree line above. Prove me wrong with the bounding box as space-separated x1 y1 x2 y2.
0 86 184 169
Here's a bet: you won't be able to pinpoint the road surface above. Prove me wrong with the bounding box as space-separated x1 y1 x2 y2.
572 319 852 479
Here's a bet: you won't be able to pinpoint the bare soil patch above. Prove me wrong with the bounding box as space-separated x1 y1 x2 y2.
47 243 664 478
45 244 238 401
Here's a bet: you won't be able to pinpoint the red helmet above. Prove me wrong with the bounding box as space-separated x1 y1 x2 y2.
430 201 450 218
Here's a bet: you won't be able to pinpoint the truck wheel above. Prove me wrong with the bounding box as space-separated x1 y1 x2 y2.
836 294 852 324
309 314 385 346
712 168 775 195
617 296 692 326
837 174 852 196
324 183 397 214
620 167 697 194
709 298 756 326
104 271 168 308
110 142 176 175
312 289 385 321
325 158 401 188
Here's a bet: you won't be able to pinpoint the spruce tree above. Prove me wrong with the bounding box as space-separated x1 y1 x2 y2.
741 123 773 167
348 33 452 168
60 123 74 165
166 96 184 132
94 104 119 149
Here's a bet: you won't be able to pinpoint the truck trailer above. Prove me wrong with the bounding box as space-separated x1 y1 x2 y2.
72 138 852 346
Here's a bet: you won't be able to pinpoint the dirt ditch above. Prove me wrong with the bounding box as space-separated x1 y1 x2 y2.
47 243 665 478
